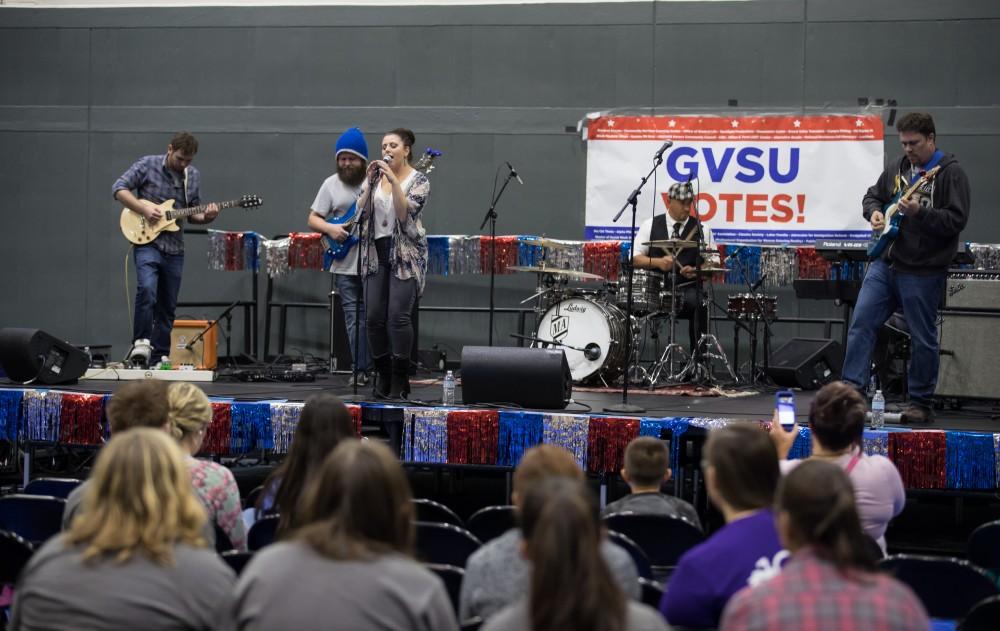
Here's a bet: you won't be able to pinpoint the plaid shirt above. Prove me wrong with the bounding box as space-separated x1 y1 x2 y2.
721 548 929 631
113 154 201 255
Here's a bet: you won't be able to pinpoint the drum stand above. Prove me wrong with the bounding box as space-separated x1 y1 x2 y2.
676 280 738 384
647 242 689 384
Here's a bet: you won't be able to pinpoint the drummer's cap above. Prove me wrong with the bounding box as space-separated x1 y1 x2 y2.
667 181 694 202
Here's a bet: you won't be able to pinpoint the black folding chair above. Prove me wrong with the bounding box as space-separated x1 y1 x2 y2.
0 494 67 545
879 554 999 620
415 522 481 567
0 529 34 586
426 563 465 615
220 550 255 576
959 594 1000 631
968 519 1000 576
603 512 705 581
23 477 82 499
214 523 235 553
413 498 464 528
247 515 280 551
466 505 515 543
606 530 653 580
638 577 665 609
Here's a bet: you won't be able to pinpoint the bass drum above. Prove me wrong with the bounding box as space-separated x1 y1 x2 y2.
535 297 629 384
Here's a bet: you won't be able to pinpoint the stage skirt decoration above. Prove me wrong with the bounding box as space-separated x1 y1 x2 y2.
447 410 499 465
58 393 104 446
498 410 545 467
890 430 947 489
480 236 519 274
288 232 324 271
583 241 623 281
0 389 24 442
5 387 1000 490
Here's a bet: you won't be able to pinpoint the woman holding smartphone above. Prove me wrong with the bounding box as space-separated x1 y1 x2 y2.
357 128 430 400
769 381 904 554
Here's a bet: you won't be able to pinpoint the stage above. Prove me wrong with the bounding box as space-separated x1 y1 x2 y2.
40 371 1000 434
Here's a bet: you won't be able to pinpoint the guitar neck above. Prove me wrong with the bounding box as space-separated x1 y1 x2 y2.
166 199 241 220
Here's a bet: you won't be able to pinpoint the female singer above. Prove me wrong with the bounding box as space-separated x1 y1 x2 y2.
358 128 430 399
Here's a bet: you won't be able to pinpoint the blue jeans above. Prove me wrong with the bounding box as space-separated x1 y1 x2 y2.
334 273 370 372
842 259 945 406
133 245 183 359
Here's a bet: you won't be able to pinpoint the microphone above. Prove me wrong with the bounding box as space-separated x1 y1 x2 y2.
654 140 674 161
724 246 746 262
506 161 524 185
750 273 767 293
383 154 392 164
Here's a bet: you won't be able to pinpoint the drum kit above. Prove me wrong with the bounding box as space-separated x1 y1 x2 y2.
513 237 764 388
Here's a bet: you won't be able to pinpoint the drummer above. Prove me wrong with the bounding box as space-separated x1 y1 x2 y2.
632 181 709 358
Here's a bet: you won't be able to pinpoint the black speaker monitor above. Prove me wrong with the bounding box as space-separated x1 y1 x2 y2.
766 338 842 390
461 346 572 410
0 328 90 385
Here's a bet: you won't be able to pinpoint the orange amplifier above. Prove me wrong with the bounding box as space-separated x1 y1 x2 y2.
169 320 218 370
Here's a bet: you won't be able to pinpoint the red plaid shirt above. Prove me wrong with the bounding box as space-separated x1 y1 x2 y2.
721 548 929 631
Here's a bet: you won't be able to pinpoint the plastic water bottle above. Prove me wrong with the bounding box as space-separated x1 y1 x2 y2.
871 390 885 429
442 370 456 406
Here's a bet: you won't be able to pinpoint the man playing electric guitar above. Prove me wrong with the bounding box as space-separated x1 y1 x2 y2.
842 112 971 424
113 132 219 365
306 127 372 384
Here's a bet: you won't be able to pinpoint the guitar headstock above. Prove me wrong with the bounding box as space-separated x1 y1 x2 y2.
240 194 263 209
414 148 443 174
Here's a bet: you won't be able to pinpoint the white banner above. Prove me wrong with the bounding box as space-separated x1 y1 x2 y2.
585 114 885 245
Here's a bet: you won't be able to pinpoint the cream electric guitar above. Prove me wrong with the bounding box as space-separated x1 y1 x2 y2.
120 194 263 245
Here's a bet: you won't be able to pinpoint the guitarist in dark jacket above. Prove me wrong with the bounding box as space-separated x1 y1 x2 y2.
842 112 971 424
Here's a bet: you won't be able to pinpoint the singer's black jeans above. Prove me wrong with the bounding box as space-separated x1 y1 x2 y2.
365 237 418 360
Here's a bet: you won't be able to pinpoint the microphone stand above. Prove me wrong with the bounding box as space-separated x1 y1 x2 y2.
479 166 517 347
346 167 380 401
184 299 241 366
604 150 669 414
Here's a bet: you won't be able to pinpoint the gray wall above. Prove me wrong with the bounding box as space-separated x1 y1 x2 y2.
2 1 999 364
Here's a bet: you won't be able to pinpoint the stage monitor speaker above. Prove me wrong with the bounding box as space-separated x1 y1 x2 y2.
766 338 842 390
0 327 89 385
937 311 998 400
461 346 572 410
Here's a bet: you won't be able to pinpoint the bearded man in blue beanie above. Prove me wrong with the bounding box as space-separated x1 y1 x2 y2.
307 127 372 384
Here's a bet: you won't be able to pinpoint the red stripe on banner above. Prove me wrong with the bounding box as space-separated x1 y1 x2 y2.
589 115 884 142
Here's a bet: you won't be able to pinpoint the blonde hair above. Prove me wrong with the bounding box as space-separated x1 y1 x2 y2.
66 428 207 564
167 382 212 442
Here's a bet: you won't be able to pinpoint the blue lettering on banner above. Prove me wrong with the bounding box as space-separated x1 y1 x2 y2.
710 229 870 245
666 147 800 184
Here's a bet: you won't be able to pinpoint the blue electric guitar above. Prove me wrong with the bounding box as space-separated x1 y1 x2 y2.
866 165 940 259
323 148 442 261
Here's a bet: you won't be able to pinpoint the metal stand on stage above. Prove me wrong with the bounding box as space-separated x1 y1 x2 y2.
646 239 693 384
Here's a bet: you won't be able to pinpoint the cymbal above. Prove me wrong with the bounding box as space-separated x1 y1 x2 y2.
642 239 697 249
508 265 605 281
692 267 730 275
517 237 570 250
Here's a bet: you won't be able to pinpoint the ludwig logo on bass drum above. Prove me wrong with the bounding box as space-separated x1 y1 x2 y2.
564 304 587 314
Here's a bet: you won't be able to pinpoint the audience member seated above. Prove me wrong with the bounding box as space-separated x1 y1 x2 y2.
660 424 786 629
602 436 701 529
720 460 928 631
62 380 173 528
482 477 669 631
11 429 235 630
770 381 904 554
168 382 247 551
249 392 355 537
230 439 458 631
460 445 639 622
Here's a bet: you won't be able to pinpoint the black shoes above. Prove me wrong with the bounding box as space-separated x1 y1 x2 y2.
900 403 935 425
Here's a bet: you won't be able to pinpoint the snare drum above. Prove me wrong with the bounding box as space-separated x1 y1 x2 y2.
616 269 664 314
535 297 630 383
726 293 777 321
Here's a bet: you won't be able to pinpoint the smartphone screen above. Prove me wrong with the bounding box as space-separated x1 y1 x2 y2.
775 390 796 429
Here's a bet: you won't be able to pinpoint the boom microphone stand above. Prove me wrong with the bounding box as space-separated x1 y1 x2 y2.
479 164 518 346
604 141 672 413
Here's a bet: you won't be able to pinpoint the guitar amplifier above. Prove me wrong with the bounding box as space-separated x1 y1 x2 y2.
169 320 218 370
937 311 1000 400
944 276 1000 310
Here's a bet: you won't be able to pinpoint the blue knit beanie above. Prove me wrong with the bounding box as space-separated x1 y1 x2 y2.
335 127 368 161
